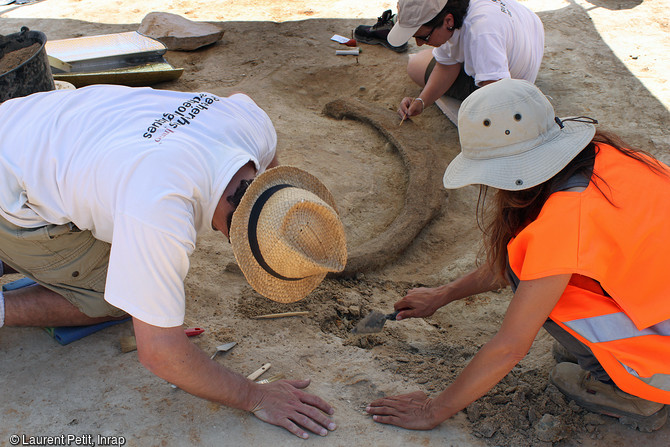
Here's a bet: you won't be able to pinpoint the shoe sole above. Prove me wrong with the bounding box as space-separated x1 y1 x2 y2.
354 32 408 53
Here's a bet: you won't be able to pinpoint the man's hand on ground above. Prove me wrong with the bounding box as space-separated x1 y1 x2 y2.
133 319 336 438
249 379 336 439
366 390 440 430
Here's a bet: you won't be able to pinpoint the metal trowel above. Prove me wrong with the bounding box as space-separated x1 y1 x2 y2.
351 310 400 334
210 341 237 359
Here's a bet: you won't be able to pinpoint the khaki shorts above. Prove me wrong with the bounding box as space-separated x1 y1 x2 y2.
0 215 125 318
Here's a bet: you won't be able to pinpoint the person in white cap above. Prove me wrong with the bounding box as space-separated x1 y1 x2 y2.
366 79 670 432
386 0 544 121
0 85 347 439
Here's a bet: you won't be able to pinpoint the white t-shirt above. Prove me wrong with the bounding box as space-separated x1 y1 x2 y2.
0 85 277 327
433 0 544 86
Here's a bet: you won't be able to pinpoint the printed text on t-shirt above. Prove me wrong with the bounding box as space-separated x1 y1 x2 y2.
489 0 512 17
142 93 220 141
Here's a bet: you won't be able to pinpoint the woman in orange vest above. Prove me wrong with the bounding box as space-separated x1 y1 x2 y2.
366 78 670 432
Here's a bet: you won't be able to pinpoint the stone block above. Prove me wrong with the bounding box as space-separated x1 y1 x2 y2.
138 11 224 51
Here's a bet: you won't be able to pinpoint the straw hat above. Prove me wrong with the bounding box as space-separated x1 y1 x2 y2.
443 79 597 191
230 166 347 303
387 0 448 47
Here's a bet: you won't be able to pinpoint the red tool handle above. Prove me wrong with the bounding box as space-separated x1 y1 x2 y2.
184 327 205 337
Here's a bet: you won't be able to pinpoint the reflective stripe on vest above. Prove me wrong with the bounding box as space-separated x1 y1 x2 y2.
565 312 670 392
548 286 670 403
565 312 670 343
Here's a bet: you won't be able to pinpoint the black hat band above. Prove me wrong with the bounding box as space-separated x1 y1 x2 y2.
248 184 306 282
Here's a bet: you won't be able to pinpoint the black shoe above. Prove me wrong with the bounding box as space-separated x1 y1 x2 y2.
354 9 408 53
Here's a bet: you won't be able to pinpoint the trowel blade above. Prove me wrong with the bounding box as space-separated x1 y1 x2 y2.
351 311 390 335
210 341 237 359
216 341 237 352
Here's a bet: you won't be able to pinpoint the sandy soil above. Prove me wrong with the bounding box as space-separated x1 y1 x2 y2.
1 0 669 446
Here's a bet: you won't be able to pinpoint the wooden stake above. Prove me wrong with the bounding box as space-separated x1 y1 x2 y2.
254 311 309 319
247 363 271 381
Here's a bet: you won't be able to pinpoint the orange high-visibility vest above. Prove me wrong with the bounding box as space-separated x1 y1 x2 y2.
508 144 670 403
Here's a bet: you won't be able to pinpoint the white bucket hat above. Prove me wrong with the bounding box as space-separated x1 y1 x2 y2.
443 79 597 191
230 166 347 303
387 0 449 47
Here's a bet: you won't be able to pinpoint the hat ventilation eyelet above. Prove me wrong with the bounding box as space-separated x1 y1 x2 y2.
514 113 522 121
505 130 510 135
483 119 491 127
515 179 523 186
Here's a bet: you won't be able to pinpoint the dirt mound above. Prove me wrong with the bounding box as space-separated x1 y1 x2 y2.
236 276 615 446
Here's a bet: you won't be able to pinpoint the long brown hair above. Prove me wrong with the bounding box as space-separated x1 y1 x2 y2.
478 130 668 280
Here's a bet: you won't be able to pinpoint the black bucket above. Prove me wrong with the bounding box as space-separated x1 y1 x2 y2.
0 27 55 103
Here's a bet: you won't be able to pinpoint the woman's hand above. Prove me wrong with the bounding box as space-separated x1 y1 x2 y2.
366 391 441 430
395 264 508 321
398 96 425 120
395 287 446 320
